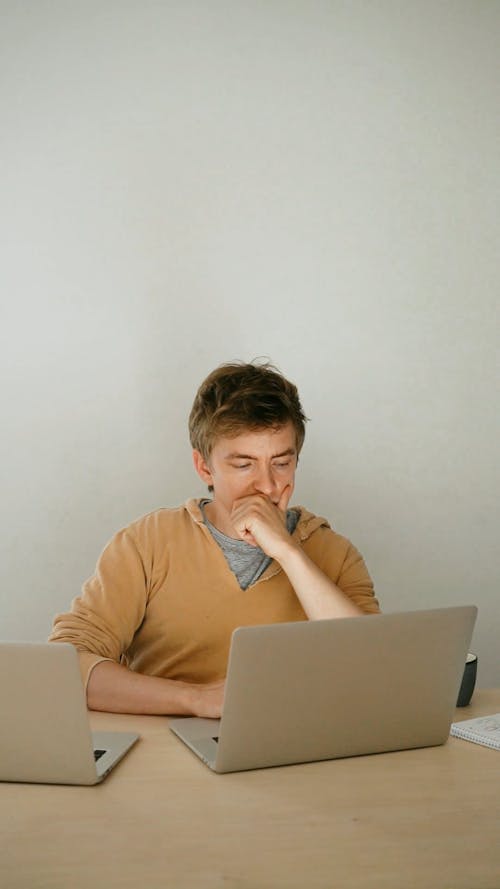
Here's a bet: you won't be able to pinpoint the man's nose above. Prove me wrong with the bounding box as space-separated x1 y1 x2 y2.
253 466 277 496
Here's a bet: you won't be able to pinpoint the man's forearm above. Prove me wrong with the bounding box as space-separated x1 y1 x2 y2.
86 660 224 717
228 494 367 618
278 544 363 620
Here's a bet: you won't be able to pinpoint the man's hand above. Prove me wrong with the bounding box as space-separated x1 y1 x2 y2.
184 679 226 719
230 489 365 621
87 660 226 717
230 486 296 562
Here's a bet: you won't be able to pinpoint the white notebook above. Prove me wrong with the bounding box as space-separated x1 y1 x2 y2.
450 713 500 750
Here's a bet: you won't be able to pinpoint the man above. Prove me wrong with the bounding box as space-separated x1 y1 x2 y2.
49 361 379 717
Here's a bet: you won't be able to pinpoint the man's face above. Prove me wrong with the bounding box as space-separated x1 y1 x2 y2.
193 422 298 535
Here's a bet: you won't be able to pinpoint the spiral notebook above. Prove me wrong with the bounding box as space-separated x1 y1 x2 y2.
450 714 500 750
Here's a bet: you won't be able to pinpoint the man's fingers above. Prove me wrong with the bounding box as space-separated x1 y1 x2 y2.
277 485 292 513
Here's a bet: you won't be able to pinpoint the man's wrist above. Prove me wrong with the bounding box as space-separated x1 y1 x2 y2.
272 536 302 568
169 679 198 716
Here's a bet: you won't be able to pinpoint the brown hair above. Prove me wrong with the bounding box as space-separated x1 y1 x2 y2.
189 360 308 461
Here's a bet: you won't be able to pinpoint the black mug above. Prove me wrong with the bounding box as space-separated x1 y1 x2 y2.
456 652 477 707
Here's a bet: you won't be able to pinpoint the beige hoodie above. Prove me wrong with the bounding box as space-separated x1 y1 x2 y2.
49 499 379 689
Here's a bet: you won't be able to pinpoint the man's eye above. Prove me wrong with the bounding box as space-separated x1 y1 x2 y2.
233 463 251 469
274 461 291 469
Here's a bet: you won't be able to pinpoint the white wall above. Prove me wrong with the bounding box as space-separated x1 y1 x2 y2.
1 1 498 685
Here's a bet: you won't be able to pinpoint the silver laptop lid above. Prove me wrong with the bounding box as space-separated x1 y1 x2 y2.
0 642 111 784
213 606 477 772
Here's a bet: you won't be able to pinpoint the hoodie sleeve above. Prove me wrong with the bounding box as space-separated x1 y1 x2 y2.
303 524 380 614
48 526 151 690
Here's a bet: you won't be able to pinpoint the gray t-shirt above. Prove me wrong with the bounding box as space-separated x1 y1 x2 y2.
200 499 299 590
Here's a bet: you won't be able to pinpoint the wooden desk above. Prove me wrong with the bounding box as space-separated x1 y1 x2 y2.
1 690 499 889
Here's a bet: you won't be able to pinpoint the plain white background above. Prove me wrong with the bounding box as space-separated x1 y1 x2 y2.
1 1 498 685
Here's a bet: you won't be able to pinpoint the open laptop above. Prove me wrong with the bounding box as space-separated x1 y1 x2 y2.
169 605 477 773
0 642 139 785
